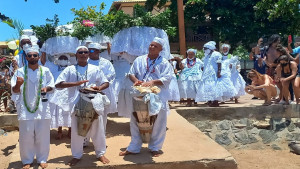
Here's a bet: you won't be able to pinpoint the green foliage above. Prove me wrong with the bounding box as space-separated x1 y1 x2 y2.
232 45 249 60
30 14 60 43
195 49 205 59
70 3 176 39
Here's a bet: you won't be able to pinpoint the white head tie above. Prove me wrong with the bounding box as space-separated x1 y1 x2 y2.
20 35 31 42
88 43 102 50
187 49 197 55
76 46 88 53
204 41 216 50
25 45 39 54
222 44 231 50
152 37 165 49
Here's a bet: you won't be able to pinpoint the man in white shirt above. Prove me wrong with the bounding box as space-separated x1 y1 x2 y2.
55 46 110 166
88 43 117 130
11 46 55 169
119 37 173 157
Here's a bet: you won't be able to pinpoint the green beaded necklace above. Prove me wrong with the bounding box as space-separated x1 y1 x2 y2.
23 65 43 113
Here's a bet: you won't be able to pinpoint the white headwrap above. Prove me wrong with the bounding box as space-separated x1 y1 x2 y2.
204 41 216 50
187 49 197 55
55 53 71 60
152 37 165 49
20 35 31 42
24 45 39 54
221 44 231 50
88 43 102 50
75 46 88 53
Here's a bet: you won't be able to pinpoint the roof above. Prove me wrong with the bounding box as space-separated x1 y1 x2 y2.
109 0 147 12
114 0 146 3
0 42 7 48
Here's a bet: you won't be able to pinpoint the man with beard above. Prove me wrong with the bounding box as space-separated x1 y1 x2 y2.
11 46 54 168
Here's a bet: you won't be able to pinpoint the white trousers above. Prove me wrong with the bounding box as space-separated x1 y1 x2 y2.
71 114 106 159
83 113 107 147
19 119 51 164
127 103 168 153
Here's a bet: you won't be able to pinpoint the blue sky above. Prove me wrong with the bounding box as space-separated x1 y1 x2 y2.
0 0 114 41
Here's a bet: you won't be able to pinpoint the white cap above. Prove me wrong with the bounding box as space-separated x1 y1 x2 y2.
20 35 31 42
152 37 165 49
75 46 88 53
88 43 102 50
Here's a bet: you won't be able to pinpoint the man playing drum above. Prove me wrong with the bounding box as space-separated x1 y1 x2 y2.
119 37 173 157
55 46 110 166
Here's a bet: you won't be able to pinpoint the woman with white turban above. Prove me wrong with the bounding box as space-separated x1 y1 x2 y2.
178 49 204 106
196 41 237 106
229 56 246 103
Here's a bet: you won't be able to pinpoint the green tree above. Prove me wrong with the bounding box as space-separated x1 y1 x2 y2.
146 0 300 49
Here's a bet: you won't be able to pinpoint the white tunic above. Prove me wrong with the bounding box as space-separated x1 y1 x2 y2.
126 54 173 153
11 66 55 121
55 64 108 110
88 58 117 114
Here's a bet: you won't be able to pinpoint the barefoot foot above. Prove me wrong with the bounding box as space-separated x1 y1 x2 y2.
98 155 110 164
151 151 163 157
39 163 48 168
22 163 32 169
119 150 136 156
68 158 80 166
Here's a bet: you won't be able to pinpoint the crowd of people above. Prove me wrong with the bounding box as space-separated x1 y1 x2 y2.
6 33 300 169
248 34 300 105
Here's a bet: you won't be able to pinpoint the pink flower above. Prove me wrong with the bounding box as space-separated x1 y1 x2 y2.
82 20 94 27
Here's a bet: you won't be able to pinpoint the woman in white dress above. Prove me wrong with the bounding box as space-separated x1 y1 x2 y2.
178 49 203 106
229 56 246 103
196 41 236 107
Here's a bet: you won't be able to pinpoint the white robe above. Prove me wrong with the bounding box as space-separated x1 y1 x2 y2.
178 58 203 99
126 54 173 153
44 61 71 128
55 64 109 158
11 66 55 164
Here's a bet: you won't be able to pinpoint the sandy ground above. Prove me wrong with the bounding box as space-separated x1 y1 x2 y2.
2 129 300 169
0 130 18 169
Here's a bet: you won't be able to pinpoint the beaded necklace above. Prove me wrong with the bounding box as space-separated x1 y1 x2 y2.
76 64 88 88
23 66 43 113
187 58 196 68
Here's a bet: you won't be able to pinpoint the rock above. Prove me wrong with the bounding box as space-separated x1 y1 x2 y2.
271 118 289 131
234 123 247 129
217 120 232 130
234 129 258 145
286 133 300 141
287 123 296 132
259 129 278 144
271 144 282 150
239 118 253 129
253 121 271 129
194 121 213 132
215 132 232 146
205 129 213 132
249 127 260 135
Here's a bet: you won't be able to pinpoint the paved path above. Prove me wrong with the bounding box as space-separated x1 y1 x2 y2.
8 110 237 169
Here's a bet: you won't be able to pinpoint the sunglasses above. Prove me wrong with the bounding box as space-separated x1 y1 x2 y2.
78 51 89 54
26 54 39 58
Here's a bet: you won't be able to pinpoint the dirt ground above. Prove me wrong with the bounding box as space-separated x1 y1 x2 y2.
0 130 18 169
1 130 300 169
